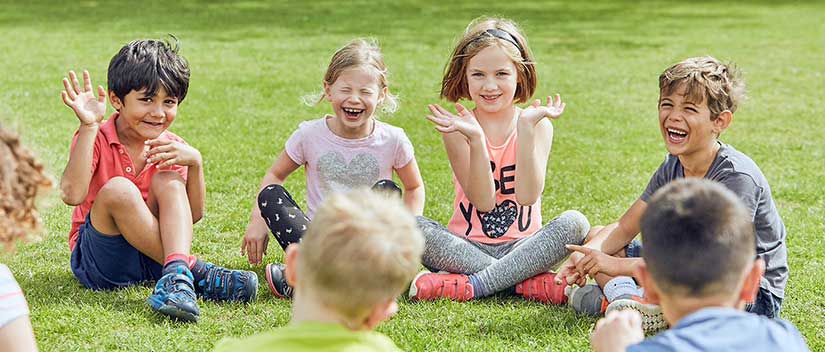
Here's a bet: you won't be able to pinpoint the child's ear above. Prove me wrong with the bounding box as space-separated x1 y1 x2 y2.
323 83 333 102
284 244 300 287
363 298 398 330
634 262 661 304
108 91 122 111
713 110 733 134
379 86 388 103
740 258 765 304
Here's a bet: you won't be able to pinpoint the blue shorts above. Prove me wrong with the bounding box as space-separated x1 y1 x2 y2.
625 239 643 258
70 214 162 290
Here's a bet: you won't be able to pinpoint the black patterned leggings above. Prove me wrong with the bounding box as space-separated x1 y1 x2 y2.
258 180 402 251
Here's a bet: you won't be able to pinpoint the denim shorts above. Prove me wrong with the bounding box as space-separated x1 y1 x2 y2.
747 287 783 319
625 239 643 258
70 214 162 290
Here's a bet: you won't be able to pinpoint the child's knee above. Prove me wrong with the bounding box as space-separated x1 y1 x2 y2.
586 225 605 242
560 210 590 243
150 171 185 194
98 177 142 204
258 184 288 203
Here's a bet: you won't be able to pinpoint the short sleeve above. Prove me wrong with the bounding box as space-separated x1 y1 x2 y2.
393 129 415 169
69 129 101 175
284 125 305 165
640 158 671 202
718 172 761 219
0 265 30 328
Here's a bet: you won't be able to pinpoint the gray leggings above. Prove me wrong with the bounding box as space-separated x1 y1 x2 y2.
416 210 590 296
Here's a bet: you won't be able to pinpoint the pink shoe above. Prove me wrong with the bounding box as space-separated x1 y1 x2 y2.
516 272 568 305
409 271 474 302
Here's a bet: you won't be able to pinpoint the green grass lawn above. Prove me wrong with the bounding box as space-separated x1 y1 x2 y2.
1 1 823 350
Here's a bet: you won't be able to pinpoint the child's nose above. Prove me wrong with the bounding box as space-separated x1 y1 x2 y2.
482 78 498 91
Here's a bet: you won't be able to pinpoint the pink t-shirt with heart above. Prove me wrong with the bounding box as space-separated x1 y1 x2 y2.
447 128 542 244
284 116 414 218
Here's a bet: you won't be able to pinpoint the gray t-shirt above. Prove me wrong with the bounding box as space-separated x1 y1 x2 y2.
641 143 788 298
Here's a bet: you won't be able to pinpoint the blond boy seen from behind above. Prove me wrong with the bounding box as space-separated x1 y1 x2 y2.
214 190 424 352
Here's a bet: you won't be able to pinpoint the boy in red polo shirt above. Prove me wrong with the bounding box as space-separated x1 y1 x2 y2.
60 38 257 323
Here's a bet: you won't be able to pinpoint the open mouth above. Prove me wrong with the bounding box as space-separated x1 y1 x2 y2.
667 128 688 143
480 94 501 103
342 107 365 119
143 121 164 128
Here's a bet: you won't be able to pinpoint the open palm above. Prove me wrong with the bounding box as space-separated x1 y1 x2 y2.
61 70 107 126
426 103 484 140
519 94 566 126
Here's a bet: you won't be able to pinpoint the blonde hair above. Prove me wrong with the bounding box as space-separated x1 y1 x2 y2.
297 189 424 326
659 56 746 119
304 38 399 114
441 17 537 103
0 125 51 251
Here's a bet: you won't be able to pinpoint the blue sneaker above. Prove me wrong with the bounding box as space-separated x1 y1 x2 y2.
147 266 200 323
193 261 258 303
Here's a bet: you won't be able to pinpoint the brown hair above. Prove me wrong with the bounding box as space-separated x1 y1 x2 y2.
440 17 537 103
641 179 755 297
659 56 746 119
306 38 398 114
0 125 51 251
297 189 424 326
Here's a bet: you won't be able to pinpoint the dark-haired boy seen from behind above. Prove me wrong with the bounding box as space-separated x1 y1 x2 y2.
590 179 808 351
61 38 257 322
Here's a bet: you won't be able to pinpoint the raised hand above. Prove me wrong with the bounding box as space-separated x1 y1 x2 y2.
518 94 565 126
143 139 203 168
61 70 107 126
425 103 485 141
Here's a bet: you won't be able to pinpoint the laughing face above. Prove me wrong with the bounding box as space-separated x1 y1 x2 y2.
658 84 726 158
111 86 178 143
466 45 518 115
324 67 386 139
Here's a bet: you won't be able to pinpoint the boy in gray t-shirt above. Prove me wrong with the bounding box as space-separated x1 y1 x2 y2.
557 57 788 332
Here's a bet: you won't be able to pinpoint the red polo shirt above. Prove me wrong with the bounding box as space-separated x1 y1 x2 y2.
68 113 188 250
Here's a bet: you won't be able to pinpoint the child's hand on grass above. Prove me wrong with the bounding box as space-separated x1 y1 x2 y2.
518 94 565 126
426 103 485 141
61 70 106 127
241 226 269 266
143 139 202 168
590 310 644 352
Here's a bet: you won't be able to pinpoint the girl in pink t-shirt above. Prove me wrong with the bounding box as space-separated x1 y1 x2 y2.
409 18 590 303
241 39 425 298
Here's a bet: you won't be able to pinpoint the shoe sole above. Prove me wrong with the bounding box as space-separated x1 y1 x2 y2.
265 263 289 299
408 270 430 300
606 299 668 334
147 296 198 323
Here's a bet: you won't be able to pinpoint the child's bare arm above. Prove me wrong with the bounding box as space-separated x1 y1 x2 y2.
426 103 496 211
241 152 300 265
60 70 106 205
0 316 38 352
515 95 564 205
144 138 205 222
396 158 425 216
600 199 646 255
